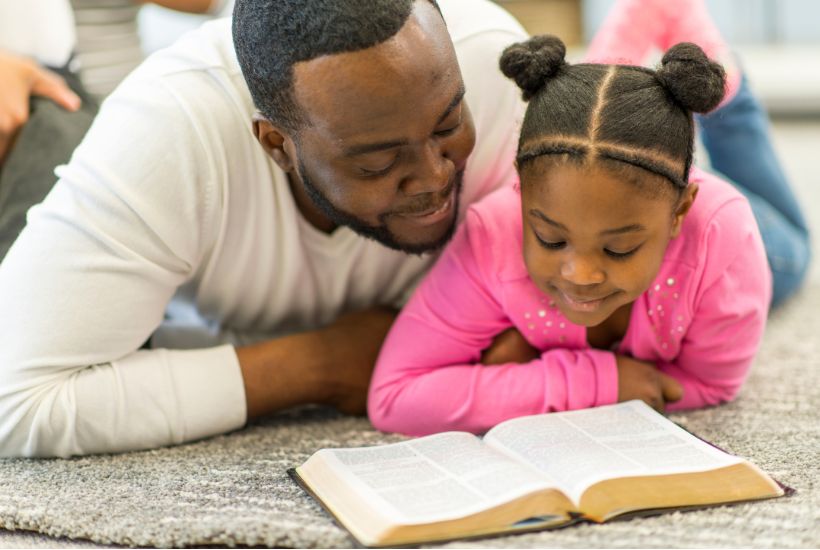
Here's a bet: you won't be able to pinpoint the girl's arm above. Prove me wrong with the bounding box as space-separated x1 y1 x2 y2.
367 207 618 436
660 197 772 410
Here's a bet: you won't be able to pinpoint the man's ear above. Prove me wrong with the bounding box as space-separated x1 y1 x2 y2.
252 113 296 173
671 183 698 238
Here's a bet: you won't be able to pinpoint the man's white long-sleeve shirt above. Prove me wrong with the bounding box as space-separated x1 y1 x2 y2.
0 0 526 457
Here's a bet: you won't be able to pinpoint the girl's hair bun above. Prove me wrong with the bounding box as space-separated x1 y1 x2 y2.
656 42 726 113
499 35 567 101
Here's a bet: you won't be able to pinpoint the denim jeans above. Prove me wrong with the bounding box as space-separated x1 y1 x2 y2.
698 76 811 308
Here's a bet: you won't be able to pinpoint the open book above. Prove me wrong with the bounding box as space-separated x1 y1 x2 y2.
291 401 784 547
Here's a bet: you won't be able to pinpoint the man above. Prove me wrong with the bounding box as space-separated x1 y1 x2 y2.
0 0 528 456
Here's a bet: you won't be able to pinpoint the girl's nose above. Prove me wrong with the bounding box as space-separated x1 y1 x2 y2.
560 253 606 286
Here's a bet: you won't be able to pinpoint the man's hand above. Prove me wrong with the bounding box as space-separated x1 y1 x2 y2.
316 306 397 415
0 50 81 163
616 355 683 412
236 305 397 420
481 327 539 366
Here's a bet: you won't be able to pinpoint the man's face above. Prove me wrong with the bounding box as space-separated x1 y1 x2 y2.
268 1 476 253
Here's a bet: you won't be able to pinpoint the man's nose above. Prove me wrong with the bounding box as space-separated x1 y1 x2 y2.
402 140 451 197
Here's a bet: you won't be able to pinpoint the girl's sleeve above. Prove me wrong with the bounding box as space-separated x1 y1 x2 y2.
368 207 618 436
660 198 772 410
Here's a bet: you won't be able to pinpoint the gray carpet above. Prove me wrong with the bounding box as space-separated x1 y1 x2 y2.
1 121 818 549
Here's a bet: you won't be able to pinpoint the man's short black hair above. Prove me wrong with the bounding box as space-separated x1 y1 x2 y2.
233 0 439 132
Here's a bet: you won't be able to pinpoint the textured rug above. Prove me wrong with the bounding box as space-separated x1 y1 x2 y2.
1 123 818 549
1 272 818 550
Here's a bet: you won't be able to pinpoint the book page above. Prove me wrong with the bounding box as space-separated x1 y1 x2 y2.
319 432 556 523
484 401 742 504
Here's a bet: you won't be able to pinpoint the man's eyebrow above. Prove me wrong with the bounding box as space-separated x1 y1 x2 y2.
342 84 466 158
529 209 646 235
437 83 466 125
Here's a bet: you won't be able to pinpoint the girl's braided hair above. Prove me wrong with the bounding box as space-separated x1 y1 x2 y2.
500 35 726 195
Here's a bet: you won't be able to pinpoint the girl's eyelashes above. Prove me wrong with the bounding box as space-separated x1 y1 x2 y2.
534 232 642 259
534 234 566 250
604 246 641 260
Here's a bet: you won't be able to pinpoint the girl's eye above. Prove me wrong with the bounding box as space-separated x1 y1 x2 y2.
605 247 640 260
535 234 566 250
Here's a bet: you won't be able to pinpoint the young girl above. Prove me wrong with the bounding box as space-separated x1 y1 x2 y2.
368 37 771 436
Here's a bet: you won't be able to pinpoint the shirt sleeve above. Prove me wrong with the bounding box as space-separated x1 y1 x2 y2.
368 208 618 437
660 197 772 410
0 77 247 457
456 28 527 208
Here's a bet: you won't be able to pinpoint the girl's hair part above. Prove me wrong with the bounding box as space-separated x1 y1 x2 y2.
500 35 727 194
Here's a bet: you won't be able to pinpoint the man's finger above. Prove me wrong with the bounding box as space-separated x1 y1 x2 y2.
29 67 81 112
660 372 684 403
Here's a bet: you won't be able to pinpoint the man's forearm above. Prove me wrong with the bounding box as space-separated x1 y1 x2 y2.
236 305 398 420
236 329 333 419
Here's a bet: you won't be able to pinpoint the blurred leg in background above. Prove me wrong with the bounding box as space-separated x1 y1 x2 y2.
698 75 811 307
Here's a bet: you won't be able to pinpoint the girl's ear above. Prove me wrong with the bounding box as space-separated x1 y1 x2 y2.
671 183 698 238
252 112 296 173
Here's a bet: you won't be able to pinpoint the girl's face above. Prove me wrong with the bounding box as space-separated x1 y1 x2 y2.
521 160 697 328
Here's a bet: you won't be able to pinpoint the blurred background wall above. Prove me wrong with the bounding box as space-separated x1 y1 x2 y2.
494 0 820 116
493 0 820 49
136 0 819 116
582 0 820 44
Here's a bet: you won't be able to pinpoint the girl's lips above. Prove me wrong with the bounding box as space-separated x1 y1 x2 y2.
557 289 611 313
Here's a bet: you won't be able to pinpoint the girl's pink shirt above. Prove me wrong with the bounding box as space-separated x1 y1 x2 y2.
368 168 772 436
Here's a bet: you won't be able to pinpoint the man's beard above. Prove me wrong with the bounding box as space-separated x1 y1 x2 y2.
296 159 462 255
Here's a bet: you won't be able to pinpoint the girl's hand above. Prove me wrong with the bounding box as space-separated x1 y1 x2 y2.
616 355 683 412
481 328 540 365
